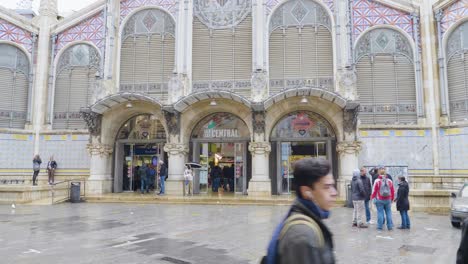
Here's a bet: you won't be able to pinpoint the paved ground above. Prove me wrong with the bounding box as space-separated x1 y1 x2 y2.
0 203 462 264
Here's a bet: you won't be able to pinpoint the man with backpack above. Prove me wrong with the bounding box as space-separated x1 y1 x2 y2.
262 158 337 264
371 169 395 231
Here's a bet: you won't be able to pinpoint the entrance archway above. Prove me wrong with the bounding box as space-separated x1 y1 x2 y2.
190 112 251 194
269 111 337 194
113 114 167 193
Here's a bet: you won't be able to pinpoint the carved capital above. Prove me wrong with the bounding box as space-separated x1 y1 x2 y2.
80 109 102 136
248 142 271 155
336 141 362 155
251 69 268 102
252 106 266 134
343 101 359 134
163 143 189 156
87 143 113 157
162 108 180 136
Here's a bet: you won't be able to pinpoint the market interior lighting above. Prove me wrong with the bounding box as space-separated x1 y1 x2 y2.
126 102 133 108
210 99 217 106
300 96 308 104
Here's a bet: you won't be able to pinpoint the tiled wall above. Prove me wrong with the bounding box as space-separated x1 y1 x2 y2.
0 133 34 168
439 127 468 172
39 134 90 169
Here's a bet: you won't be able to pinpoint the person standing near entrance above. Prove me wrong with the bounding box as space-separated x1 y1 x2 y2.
184 165 193 196
371 169 395 231
139 163 149 194
32 155 42 186
158 160 167 195
262 158 337 264
351 169 368 228
360 167 372 224
47 156 57 185
395 176 410 229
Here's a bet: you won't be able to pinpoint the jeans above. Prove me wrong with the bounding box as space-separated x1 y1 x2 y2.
32 170 39 185
159 176 166 194
140 178 148 193
375 199 393 230
212 178 220 192
399 210 411 228
364 200 371 222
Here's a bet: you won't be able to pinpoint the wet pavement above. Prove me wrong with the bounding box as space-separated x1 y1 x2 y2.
0 203 461 264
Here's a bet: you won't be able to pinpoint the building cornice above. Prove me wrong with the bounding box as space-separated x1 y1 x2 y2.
433 0 457 12
51 0 106 35
0 5 39 33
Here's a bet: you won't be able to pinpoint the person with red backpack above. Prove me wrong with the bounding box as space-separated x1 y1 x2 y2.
371 168 395 231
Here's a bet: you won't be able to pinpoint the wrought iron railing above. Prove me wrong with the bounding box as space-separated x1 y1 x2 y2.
50 179 86 204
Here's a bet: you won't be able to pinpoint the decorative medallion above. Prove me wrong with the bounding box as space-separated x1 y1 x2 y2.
143 11 158 31
376 32 389 49
291 1 309 23
193 0 252 29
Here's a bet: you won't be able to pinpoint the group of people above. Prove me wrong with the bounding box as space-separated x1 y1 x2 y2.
134 160 167 195
209 164 235 192
351 166 410 231
32 155 58 186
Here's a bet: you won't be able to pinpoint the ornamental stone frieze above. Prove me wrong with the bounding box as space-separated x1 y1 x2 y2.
252 104 266 135
162 109 180 136
338 69 357 100
163 143 189 156
251 69 268 102
80 109 102 136
343 101 360 134
87 143 113 157
248 142 271 155
336 141 362 155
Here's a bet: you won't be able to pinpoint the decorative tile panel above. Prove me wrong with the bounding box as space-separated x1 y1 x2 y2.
120 0 178 24
55 11 105 56
440 0 468 35
266 0 334 15
39 134 90 169
352 0 414 42
0 18 33 53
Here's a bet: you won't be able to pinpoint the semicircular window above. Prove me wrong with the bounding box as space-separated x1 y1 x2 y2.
0 44 29 128
53 44 101 129
271 111 335 139
117 114 167 140
191 113 250 139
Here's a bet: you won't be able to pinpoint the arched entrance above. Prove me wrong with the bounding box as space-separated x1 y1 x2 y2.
190 112 251 194
113 114 167 193
270 111 337 194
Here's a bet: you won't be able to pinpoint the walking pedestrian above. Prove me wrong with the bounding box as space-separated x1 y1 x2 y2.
262 158 337 264
456 218 468 264
158 160 167 195
351 169 368 228
371 168 395 231
360 167 372 224
184 165 193 196
32 155 42 186
47 156 57 185
139 163 149 194
395 176 411 229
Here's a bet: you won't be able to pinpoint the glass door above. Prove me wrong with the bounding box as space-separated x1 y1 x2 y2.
234 142 246 194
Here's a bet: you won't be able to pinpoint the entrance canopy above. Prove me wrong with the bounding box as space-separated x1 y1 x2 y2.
90 92 163 114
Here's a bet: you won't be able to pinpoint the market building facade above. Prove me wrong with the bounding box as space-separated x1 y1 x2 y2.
0 0 467 204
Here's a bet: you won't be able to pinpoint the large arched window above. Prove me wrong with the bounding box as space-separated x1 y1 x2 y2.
355 28 417 125
0 44 29 128
446 21 468 121
120 9 175 103
268 0 333 95
54 44 100 129
192 0 252 97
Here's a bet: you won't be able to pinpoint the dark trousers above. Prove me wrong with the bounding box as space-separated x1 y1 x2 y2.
32 170 39 185
48 169 55 184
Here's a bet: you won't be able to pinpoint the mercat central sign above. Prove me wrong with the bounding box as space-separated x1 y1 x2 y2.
203 129 240 138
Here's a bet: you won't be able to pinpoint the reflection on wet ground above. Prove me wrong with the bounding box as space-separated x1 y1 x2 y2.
0 203 461 264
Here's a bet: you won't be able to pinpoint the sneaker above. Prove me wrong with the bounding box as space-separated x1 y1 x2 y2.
368 220 375 224
358 224 369 228
397 226 406 229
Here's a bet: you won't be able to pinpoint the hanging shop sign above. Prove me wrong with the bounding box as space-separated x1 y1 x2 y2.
203 128 240 138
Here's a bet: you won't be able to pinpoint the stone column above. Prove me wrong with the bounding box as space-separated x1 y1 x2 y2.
248 141 271 196
336 140 362 201
33 0 57 154
86 142 113 195
163 143 189 195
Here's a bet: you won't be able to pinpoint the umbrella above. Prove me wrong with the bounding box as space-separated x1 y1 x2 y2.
185 162 202 168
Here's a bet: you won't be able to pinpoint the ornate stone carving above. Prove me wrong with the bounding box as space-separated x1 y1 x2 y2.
252 109 266 134
39 0 57 17
80 109 102 136
57 44 101 74
163 143 189 155
355 28 413 62
336 141 362 155
162 109 180 136
168 72 185 103
87 143 113 157
343 101 359 134
338 69 357 99
248 142 271 155
123 9 175 39
251 69 267 101
194 0 252 29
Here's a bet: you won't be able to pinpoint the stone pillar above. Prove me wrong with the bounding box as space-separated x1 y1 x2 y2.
163 143 189 195
252 0 266 69
248 141 271 197
33 0 57 154
336 141 361 201
86 142 113 195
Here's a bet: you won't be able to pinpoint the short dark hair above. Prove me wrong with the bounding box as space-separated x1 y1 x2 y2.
293 158 332 196
399 176 406 181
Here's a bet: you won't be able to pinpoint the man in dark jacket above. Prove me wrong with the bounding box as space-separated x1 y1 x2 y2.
352 169 368 228
158 161 167 195
264 158 337 264
360 167 372 224
395 176 410 229
457 218 468 264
